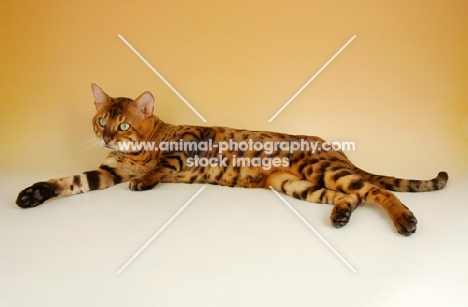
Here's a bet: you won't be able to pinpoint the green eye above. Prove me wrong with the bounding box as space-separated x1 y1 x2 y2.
119 122 131 131
98 117 107 127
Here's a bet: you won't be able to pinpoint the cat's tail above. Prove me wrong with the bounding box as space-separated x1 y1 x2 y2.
352 167 449 192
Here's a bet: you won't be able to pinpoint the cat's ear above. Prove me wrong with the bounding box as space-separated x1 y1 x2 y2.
133 91 154 118
91 83 110 110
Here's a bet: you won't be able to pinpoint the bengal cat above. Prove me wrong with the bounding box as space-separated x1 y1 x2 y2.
16 84 449 236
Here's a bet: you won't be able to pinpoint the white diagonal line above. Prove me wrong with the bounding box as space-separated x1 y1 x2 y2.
268 35 356 122
117 185 206 274
118 34 207 123
269 186 357 273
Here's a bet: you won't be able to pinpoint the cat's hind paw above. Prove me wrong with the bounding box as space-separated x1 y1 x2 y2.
16 182 58 208
394 211 417 236
330 204 352 228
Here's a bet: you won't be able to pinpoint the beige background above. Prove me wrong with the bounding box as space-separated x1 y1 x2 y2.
1 0 467 179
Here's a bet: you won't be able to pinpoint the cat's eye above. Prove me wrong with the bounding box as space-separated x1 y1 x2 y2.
98 117 107 127
119 122 131 131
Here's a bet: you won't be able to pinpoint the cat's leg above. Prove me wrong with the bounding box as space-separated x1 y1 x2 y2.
16 156 133 208
129 154 184 191
266 172 361 228
325 172 418 236
129 166 170 191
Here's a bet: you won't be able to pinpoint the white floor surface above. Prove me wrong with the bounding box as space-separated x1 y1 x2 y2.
1 173 467 307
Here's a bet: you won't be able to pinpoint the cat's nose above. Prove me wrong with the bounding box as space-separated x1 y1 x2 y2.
103 136 112 144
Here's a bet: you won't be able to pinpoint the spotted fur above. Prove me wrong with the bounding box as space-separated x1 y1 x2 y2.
16 84 449 236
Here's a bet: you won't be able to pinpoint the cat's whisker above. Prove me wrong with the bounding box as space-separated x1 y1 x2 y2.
77 143 98 158
76 141 99 151
74 139 97 146
72 133 98 145
74 134 102 158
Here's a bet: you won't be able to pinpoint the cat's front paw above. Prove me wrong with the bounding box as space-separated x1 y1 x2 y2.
129 177 158 191
394 211 418 236
16 182 58 208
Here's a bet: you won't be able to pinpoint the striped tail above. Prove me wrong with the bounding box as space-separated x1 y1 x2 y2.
352 167 449 192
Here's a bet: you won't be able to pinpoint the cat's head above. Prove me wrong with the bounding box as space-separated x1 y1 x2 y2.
91 84 155 151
